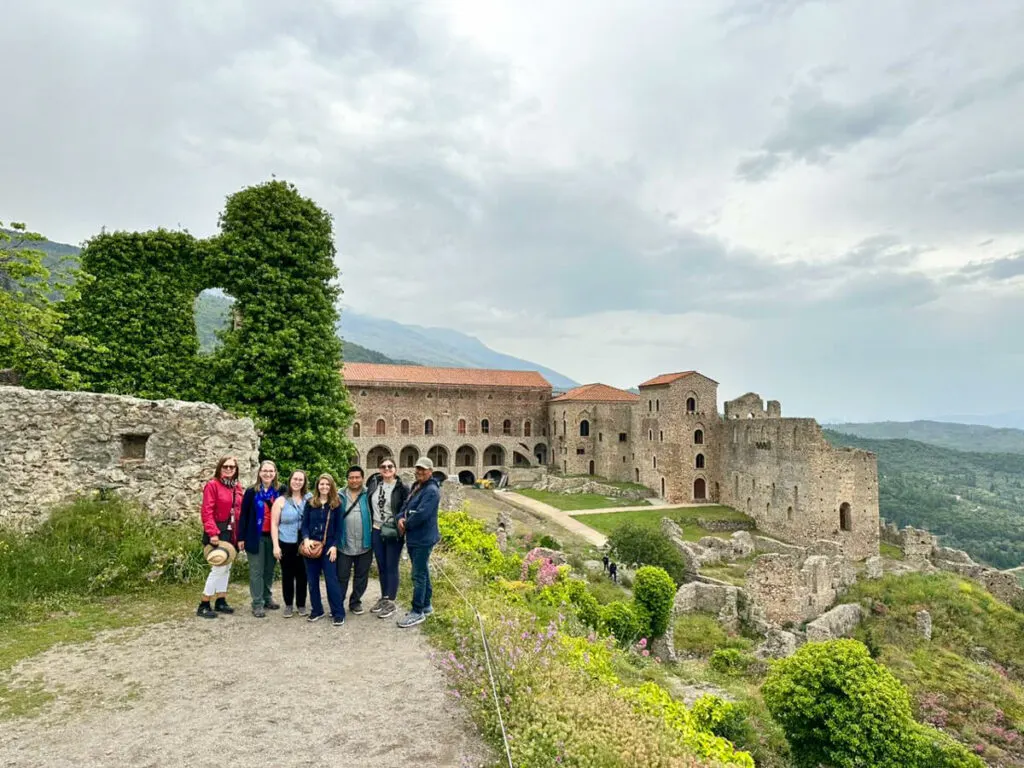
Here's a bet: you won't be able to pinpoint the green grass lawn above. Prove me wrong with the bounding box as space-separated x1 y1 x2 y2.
573 505 752 541
879 541 905 560
515 488 650 511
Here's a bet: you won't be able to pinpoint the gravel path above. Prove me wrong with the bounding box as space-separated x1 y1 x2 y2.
0 582 490 768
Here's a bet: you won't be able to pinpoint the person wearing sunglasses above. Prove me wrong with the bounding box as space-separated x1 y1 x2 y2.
364 458 408 619
197 456 243 619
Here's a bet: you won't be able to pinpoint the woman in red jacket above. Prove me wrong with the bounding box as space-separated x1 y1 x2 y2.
198 456 244 619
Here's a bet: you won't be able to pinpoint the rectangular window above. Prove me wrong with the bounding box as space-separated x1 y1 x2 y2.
618 433 627 442
121 434 149 460
576 448 585 455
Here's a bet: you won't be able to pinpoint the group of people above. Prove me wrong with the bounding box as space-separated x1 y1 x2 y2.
196 454 441 629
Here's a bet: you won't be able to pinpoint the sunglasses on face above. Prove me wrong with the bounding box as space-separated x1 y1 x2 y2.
380 464 395 470
223 465 237 470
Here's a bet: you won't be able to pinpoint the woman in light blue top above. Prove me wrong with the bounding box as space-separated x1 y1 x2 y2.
271 469 311 617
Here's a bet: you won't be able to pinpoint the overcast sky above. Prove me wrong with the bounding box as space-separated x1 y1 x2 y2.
2 0 1022 422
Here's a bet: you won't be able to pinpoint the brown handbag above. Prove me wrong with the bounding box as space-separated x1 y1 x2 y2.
299 503 333 559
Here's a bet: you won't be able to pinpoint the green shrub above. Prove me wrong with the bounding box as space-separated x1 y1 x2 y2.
691 695 750 746
438 511 519 580
673 614 728 655
633 565 676 638
0 497 207 621
762 639 984 768
537 534 562 550
709 648 754 677
607 522 689 585
600 601 644 647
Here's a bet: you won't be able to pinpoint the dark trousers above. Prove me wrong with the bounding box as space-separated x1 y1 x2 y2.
337 549 373 608
279 541 307 608
248 534 276 608
305 553 344 619
408 543 434 614
371 529 403 600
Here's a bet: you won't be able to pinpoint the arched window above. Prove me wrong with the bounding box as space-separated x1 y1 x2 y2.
481 419 489 434
656 399 660 412
524 420 531 437
648 429 653 441
502 419 512 435
686 397 696 413
424 419 434 436
400 419 409 435
659 430 663 441
352 422 361 438
653 456 657 469
695 453 705 469
661 477 665 496
840 502 853 531
375 419 386 436
648 400 652 412
694 429 704 445
635 468 640 482
457 418 466 435
579 420 590 437
787 506 793 522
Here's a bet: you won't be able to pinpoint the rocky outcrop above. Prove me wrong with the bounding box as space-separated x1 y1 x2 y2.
521 473 654 500
673 582 741 631
440 478 466 511
805 603 863 641
746 552 856 627
865 556 883 579
916 609 932 641
755 629 798 659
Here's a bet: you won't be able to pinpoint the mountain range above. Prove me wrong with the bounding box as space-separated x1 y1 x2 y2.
828 420 1024 455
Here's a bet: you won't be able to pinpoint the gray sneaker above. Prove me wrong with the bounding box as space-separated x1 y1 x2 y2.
252 606 266 618
369 598 385 614
282 605 294 618
397 611 425 628
423 605 434 616
377 599 397 619
297 606 308 616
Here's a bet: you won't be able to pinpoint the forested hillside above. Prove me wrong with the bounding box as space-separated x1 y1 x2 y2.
829 420 1024 454
825 430 1024 568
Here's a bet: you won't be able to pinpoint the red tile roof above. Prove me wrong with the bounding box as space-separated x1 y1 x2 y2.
639 370 719 387
341 363 551 389
551 383 640 403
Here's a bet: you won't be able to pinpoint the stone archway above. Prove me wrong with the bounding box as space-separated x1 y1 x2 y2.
428 445 449 468
483 444 505 466
366 445 392 469
513 451 532 467
534 443 547 465
455 445 476 467
693 477 707 500
458 470 476 485
399 445 419 469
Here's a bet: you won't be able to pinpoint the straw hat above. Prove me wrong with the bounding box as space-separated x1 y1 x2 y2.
204 541 237 566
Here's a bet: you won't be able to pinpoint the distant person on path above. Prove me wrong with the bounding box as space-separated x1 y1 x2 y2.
602 554 609 573
271 469 311 618
609 561 618 583
337 466 373 616
198 456 243 619
396 457 441 628
239 460 282 618
301 473 345 626
365 458 408 620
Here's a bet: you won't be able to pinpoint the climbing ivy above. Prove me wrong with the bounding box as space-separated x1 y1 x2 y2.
203 180 355 477
62 230 204 399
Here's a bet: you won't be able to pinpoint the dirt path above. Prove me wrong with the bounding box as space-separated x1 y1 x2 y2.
497 491 609 547
0 582 490 768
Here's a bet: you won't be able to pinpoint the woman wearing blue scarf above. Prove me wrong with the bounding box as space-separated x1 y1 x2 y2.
239 460 282 618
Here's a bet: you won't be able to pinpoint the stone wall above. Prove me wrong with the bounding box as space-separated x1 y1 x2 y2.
0 387 259 528
551 401 635 480
527 473 653 500
745 552 857 626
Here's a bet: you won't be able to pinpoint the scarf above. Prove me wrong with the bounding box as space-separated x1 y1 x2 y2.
219 478 238 488
254 485 280 529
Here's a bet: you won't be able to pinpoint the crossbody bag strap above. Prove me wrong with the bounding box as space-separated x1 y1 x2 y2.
321 504 333 547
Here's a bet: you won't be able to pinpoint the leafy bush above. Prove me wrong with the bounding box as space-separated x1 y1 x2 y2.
0 497 207 621
608 522 689 585
674 614 728 656
691 695 749 746
438 511 519 580
601 601 645 647
633 566 676 638
709 648 754 677
762 639 983 768
537 534 562 550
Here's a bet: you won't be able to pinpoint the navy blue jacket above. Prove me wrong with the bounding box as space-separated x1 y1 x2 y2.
238 485 282 555
300 499 343 550
398 478 441 548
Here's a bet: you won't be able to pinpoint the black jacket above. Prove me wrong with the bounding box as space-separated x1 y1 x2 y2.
365 474 409 522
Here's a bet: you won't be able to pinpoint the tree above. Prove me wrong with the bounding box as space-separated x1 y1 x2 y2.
632 565 676 638
0 222 86 388
61 230 203 399
763 639 983 768
607 522 689 585
204 180 355 477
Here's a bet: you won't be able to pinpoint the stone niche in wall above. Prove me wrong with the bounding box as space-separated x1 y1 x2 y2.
0 386 260 528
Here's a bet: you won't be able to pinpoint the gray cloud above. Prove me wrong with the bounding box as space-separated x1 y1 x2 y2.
955 252 1024 283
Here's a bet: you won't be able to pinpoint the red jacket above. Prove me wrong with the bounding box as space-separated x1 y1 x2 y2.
201 479 242 541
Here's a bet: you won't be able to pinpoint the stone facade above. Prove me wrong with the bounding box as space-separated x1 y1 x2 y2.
0 386 259 527
343 363 879 558
745 552 857 626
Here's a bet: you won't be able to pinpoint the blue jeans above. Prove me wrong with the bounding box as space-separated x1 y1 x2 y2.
372 529 403 600
408 543 434 613
305 552 344 619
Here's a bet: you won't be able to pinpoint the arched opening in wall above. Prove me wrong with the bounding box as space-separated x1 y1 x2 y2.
563 460 567 473
580 420 590 437
366 445 393 469
400 419 410 435
787 506 793 522
534 443 548 465
375 419 386 436
481 419 490 434
455 445 476 467
661 477 665 497
431 470 447 483
588 459 595 475
694 429 704 444
427 445 449 468
503 419 512 435
659 430 664 441
766 502 771 516
399 445 419 468
695 453 705 469
513 451 531 467
746 497 751 512
734 474 739 496
693 478 706 500
635 468 640 482
563 420 567 436
656 399 660 412
653 456 657 469
648 430 653 441
839 502 853 531
352 422 361 438
457 418 466 435
194 288 236 354
484 444 506 466
794 485 799 510
424 419 434 436
686 397 696 413
485 469 504 484
458 470 476 485
524 420 531 437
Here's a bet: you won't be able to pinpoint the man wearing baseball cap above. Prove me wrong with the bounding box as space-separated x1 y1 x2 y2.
395 456 441 628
